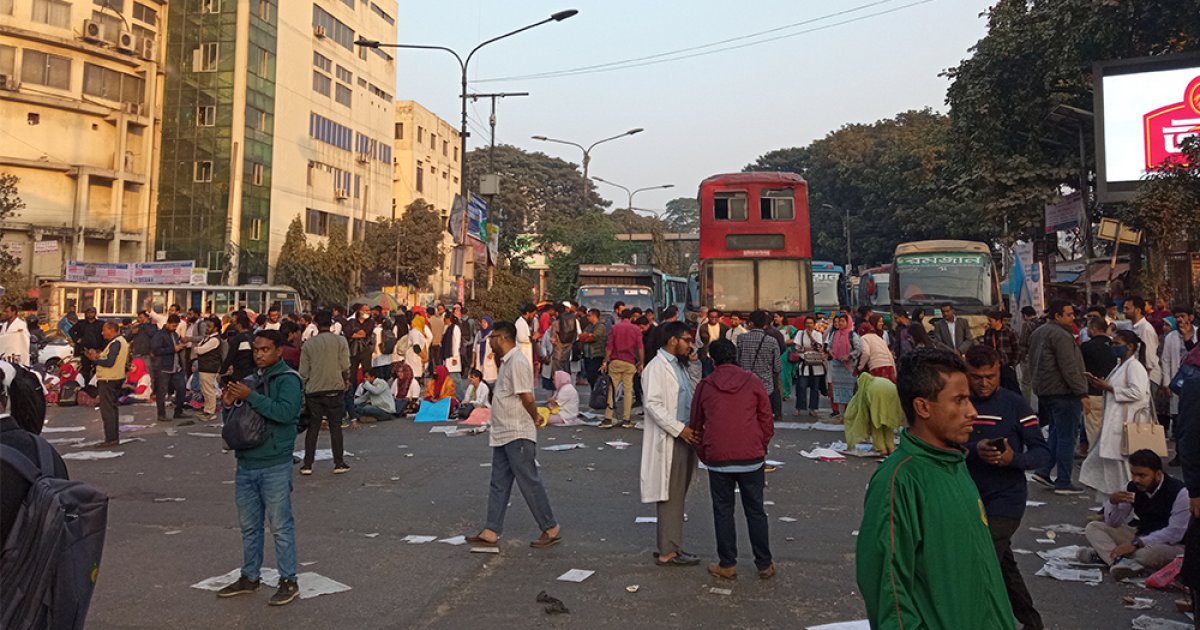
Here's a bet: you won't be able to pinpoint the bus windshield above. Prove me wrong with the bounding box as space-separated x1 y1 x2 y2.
577 286 655 314
894 253 994 307
707 259 809 313
812 271 840 310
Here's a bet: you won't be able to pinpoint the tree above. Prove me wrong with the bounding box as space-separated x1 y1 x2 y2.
274 216 365 307
466 262 533 321
0 174 27 307
662 197 699 232
362 199 444 289
541 211 633 301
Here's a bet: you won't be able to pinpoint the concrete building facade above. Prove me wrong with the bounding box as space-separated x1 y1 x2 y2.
156 0 397 284
0 0 166 283
392 100 459 296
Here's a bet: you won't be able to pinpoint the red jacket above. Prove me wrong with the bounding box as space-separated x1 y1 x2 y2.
690 364 774 467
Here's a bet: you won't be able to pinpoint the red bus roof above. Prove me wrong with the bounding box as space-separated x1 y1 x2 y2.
699 171 807 189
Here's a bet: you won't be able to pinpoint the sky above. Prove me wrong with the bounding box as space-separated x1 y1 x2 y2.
395 0 997 216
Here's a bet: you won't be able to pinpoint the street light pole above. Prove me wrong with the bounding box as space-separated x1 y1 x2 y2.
593 177 674 212
356 9 577 301
823 203 852 273
531 128 644 209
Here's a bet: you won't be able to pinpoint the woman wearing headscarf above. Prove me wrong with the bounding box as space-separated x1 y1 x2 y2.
856 316 896 383
545 370 581 426
1080 329 1151 496
827 313 861 419
774 313 799 402
473 316 498 385
118 357 152 405
406 312 430 377
843 370 904 456
424 365 458 414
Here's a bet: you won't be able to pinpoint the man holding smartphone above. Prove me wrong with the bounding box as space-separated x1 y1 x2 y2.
963 344 1050 630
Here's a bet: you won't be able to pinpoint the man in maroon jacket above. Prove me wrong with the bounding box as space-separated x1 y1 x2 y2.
690 338 776 580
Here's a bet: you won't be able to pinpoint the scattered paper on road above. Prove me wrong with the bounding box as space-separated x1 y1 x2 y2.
47 437 87 444
541 443 586 451
438 536 466 545
74 438 143 448
402 535 437 544
1035 560 1103 583
192 568 351 599
470 546 500 554
186 432 222 438
118 424 149 432
61 451 124 460
164 530 182 535
1037 523 1087 535
765 459 785 466
1014 548 1033 555
1037 545 1089 561
806 622 870 630
1026 501 1046 507
709 587 732 596
428 426 459 434
43 426 86 433
1124 597 1154 610
1036 538 1055 544
292 449 353 462
557 569 594 583
605 441 632 449
153 497 186 503
363 533 380 538
1130 615 1192 630
799 448 845 461
635 517 657 524
778 517 798 523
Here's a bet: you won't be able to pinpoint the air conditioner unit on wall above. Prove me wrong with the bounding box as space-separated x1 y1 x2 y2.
140 39 157 62
82 19 104 43
335 188 349 200
117 30 136 53
313 25 327 38
0 74 18 91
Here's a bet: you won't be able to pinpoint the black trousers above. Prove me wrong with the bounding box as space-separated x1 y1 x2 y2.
989 515 1043 630
583 356 603 389
304 393 346 467
98 379 122 442
708 467 772 570
154 370 187 418
1000 364 1021 394
769 386 782 422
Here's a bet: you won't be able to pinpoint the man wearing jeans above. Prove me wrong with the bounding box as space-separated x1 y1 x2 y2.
468 321 561 549
602 309 644 429
1029 300 1089 495
151 314 191 424
217 330 304 606
690 339 776 580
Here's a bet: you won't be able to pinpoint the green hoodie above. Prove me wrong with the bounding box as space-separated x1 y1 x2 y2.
231 359 303 470
856 431 1014 630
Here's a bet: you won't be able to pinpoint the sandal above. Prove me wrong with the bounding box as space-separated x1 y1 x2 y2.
466 534 498 546
529 532 561 549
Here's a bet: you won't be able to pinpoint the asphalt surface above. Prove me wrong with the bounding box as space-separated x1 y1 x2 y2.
37 390 1194 629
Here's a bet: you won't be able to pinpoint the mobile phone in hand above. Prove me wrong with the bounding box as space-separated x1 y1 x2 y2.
987 437 1007 453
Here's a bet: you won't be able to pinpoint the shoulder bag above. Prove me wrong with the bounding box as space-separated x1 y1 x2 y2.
1122 406 1168 457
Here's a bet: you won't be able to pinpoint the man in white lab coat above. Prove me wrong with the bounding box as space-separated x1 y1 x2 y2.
640 321 700 566
515 303 537 378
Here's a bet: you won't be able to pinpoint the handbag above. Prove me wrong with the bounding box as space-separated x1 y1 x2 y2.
800 331 824 367
1122 407 1168 457
222 376 269 451
787 350 802 363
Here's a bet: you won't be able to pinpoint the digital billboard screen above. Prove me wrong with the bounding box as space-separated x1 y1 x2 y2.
1094 54 1200 203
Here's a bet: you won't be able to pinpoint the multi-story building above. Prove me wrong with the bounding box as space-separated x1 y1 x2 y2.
156 0 397 284
392 100 459 296
0 0 165 282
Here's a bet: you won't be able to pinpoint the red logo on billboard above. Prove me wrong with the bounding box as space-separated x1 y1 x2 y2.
1144 75 1200 170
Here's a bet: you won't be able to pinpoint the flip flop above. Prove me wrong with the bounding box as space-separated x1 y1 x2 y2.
466 534 498 546
529 533 561 549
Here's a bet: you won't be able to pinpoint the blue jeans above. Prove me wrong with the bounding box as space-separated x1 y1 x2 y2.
485 439 557 535
1036 396 1082 489
794 373 823 411
354 403 394 421
236 461 297 581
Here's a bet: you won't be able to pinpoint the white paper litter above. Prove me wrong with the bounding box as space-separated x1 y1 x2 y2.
1125 597 1155 610
186 432 223 438
42 426 86 433
635 517 657 524
709 587 732 595
428 426 459 434
118 424 149 432
1013 549 1033 555
811 422 846 432
46 437 88 444
605 441 632 449
1035 560 1103 583
1035 538 1055 544
470 546 500 554
363 532 379 538
765 459 785 466
806 622 870 630
1036 545 1089 561
557 569 594 583
799 448 846 461
153 497 186 503
61 451 124 460
191 568 351 600
164 530 182 535
1130 615 1192 630
291 449 353 462
1035 523 1087 535
1026 501 1046 507
764 501 775 506
541 443 587 451
74 438 144 448
778 517 798 523
773 422 810 430
402 535 437 544
438 535 467 546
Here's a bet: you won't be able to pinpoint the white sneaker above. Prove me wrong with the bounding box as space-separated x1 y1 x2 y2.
1109 558 1145 581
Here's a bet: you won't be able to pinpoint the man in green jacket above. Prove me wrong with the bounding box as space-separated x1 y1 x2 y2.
856 348 1014 629
215 330 304 607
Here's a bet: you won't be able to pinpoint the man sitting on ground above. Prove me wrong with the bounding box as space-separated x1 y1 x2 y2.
1082 448 1189 580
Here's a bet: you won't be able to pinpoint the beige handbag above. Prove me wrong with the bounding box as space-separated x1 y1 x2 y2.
1122 407 1168 457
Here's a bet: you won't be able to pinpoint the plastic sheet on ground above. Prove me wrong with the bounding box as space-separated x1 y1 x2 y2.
557 569 594 583
118 424 149 432
61 450 124 461
438 535 466 545
402 535 437 544
292 449 353 462
1035 559 1103 583
1036 545 1090 561
42 426 86 433
191 568 351 600
799 448 846 461
1034 523 1087 535
541 443 586 451
806 622 869 630
428 426 459 434
1130 615 1192 630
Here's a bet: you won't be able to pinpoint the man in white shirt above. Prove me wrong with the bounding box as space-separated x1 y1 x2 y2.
1125 296 1162 386
726 312 747 346
1161 305 1197 423
262 307 282 331
0 305 30 365
515 303 536 375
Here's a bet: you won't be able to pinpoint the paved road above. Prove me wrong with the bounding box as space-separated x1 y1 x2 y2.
36 393 1189 629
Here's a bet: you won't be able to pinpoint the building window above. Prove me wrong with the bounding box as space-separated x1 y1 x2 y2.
305 208 327 236
312 71 331 96
417 127 424 143
20 50 70 90
394 122 403 140
442 140 448 156
196 105 215 126
759 189 795 221
193 43 219 72
416 161 424 193
132 2 157 25
0 45 15 77
713 191 748 221
370 2 395 25
312 51 331 72
31 0 70 28
83 63 145 104
430 133 436 150
254 109 268 132
256 0 270 21
312 5 355 51
200 0 219 14
256 49 270 77
335 65 351 83
249 218 262 241
194 161 213 182
334 83 351 107
454 146 458 162
251 162 264 186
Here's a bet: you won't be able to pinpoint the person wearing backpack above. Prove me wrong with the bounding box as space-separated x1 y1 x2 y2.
2 360 108 630
216 330 304 607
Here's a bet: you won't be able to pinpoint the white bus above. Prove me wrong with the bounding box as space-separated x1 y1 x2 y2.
38 281 303 324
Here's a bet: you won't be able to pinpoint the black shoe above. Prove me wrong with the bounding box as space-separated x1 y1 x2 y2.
216 575 261 598
334 463 350 474
268 579 299 606
174 410 191 419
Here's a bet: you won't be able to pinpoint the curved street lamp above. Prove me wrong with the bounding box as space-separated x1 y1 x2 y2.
530 128 643 206
593 177 673 212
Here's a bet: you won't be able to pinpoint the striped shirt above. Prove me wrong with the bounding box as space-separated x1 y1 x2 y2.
735 329 781 394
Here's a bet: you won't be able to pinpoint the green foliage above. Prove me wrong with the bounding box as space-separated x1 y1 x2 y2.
274 215 365 307
662 196 699 232
466 262 533 321
0 173 26 306
363 199 444 289
542 211 633 301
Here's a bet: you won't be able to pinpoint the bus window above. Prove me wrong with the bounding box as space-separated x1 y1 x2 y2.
63 287 80 314
99 288 132 316
760 189 795 221
759 259 808 313
79 287 97 312
244 290 264 315
708 260 754 311
210 290 233 315
713 192 747 221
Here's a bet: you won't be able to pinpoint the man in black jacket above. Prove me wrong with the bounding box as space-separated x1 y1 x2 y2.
69 307 104 382
128 311 158 367
221 315 256 382
152 315 190 423
1079 316 1118 451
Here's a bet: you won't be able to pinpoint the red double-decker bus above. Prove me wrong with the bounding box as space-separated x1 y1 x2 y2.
698 172 813 315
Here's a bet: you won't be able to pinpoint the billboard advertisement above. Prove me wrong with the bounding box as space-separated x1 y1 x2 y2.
1095 53 1200 202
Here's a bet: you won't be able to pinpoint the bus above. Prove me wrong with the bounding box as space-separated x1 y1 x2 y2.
890 240 1001 337
811 261 845 316
38 281 303 325
697 172 812 316
575 264 685 318
856 264 892 312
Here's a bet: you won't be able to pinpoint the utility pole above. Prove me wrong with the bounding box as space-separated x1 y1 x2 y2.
469 91 529 289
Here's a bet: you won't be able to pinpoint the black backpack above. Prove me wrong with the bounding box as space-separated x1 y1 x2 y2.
1 438 109 630
380 326 398 355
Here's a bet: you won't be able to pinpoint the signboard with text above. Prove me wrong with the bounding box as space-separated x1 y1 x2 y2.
64 260 196 284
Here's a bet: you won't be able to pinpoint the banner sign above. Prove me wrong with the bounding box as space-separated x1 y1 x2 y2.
132 261 194 284
896 254 989 268
1044 192 1083 233
33 240 58 254
65 260 195 284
